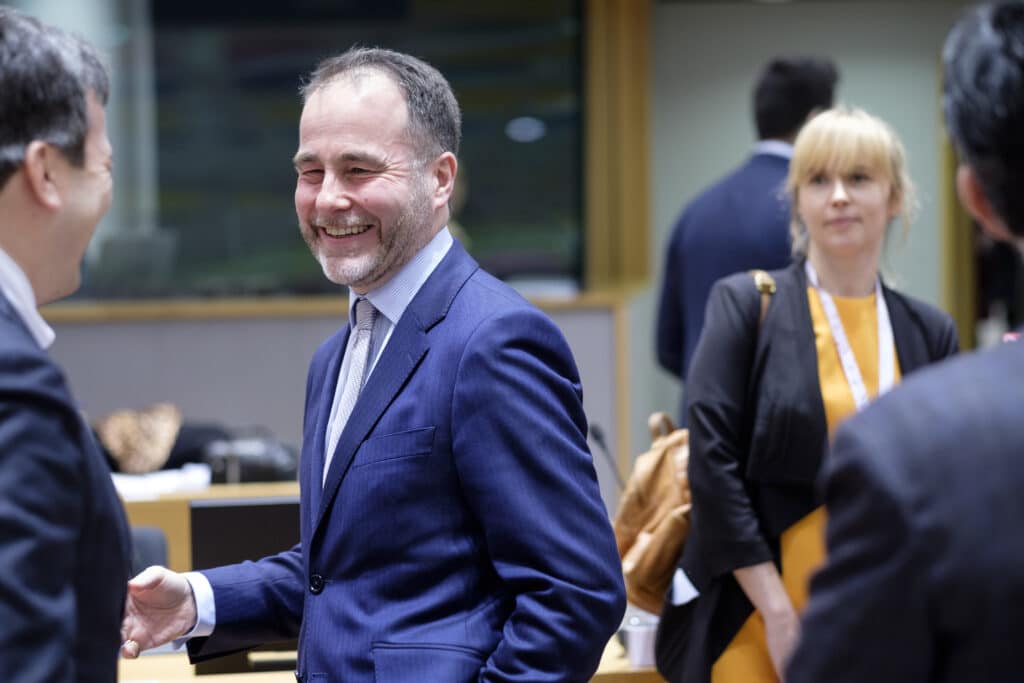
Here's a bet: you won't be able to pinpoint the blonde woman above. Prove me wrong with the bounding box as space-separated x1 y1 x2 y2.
655 107 958 682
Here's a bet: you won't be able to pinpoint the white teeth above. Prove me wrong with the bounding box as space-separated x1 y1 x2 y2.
322 224 370 237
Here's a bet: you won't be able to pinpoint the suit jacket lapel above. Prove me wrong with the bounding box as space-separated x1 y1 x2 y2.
314 240 480 530
308 327 350 517
316 322 428 527
884 284 931 376
774 263 826 427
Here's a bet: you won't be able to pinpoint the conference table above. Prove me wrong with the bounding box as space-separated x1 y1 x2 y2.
118 636 664 682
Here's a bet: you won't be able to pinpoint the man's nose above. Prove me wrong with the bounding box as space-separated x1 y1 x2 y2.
315 174 353 212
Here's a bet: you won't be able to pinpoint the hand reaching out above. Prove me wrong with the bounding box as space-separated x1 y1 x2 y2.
120 565 197 658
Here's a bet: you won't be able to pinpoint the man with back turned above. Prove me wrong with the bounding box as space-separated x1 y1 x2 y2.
0 8 128 683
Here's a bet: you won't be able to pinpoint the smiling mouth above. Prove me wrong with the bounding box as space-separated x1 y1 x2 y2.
321 224 372 237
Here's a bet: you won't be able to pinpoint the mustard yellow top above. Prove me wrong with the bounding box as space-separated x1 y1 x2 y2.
711 287 901 683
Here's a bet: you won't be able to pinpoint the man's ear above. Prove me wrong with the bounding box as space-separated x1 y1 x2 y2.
22 141 64 211
957 164 1013 241
429 152 457 210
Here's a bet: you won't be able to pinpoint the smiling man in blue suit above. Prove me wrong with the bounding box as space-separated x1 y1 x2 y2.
120 47 626 682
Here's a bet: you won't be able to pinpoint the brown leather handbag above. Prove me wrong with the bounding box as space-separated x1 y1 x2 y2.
613 412 691 614
613 270 776 614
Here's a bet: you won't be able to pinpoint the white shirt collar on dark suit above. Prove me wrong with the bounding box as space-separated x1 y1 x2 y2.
0 245 55 349
753 139 794 160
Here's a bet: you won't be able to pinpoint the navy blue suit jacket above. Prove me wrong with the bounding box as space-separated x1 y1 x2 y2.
190 241 626 682
0 295 131 683
789 339 1024 683
656 152 792 419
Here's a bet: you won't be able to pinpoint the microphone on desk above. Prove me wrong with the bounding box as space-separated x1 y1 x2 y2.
589 424 625 491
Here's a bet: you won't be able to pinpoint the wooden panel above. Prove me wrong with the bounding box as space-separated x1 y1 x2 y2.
940 137 977 349
124 498 191 572
118 638 664 682
585 0 614 288
585 0 652 290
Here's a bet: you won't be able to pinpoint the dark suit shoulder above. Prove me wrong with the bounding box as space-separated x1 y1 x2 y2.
680 154 788 217
689 274 757 355
444 269 565 339
835 342 1023 477
708 268 766 302
0 322 73 413
706 261 798 318
462 267 534 310
452 272 574 368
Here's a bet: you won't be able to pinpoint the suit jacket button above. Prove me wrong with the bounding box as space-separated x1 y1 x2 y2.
309 573 324 594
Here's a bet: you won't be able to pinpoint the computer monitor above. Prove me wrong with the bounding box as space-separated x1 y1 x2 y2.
189 494 300 675
190 495 299 569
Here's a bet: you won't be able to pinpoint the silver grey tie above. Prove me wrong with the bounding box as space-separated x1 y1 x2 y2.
324 297 377 483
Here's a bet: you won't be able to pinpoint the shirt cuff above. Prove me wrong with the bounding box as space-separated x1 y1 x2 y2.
671 568 700 606
172 571 216 648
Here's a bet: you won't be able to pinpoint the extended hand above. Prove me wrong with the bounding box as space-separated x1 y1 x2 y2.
120 565 197 658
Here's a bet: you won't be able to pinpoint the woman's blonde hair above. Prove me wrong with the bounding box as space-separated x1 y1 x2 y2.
785 106 917 258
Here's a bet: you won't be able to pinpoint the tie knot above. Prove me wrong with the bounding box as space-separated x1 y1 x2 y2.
353 298 376 332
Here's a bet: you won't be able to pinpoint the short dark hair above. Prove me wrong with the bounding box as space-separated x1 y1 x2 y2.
300 47 461 161
753 56 839 140
0 8 109 189
943 0 1024 237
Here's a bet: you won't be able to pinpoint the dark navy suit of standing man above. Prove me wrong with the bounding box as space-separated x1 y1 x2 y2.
0 9 129 683
789 3 1024 681
120 47 626 683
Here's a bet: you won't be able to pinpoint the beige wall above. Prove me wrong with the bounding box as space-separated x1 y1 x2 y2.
50 303 628 514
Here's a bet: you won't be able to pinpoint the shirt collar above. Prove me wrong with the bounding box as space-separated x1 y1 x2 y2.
0 246 55 349
348 226 454 326
753 139 794 160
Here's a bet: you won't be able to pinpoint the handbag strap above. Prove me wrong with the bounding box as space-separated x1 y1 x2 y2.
750 269 776 328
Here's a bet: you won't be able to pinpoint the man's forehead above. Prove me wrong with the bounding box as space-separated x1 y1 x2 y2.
307 68 403 108
297 72 412 149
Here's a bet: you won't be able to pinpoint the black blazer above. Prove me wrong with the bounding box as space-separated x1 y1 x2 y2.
655 261 959 682
0 294 131 683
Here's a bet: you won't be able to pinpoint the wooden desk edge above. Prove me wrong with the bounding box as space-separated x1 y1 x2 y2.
119 638 664 682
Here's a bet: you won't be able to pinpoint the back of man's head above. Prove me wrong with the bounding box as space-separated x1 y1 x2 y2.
753 56 838 141
944 0 1024 238
0 8 109 190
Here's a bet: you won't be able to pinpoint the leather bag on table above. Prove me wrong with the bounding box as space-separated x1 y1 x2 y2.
613 412 691 615
613 270 776 615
